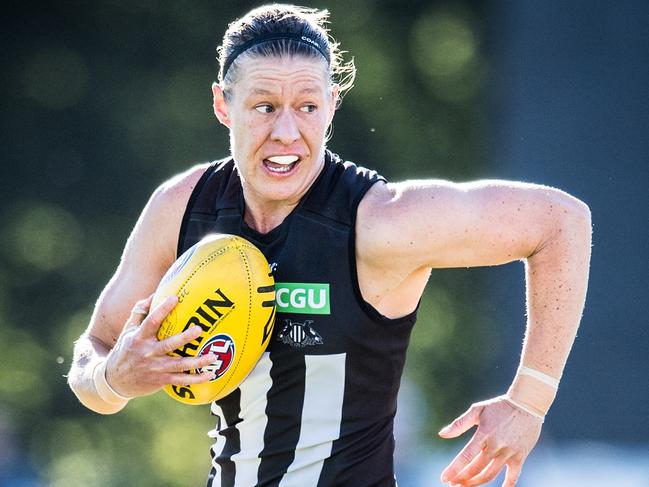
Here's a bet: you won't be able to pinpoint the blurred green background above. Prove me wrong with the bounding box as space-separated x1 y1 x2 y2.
2 1 648 486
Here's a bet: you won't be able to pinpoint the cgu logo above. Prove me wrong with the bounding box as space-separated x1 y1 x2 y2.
275 283 330 315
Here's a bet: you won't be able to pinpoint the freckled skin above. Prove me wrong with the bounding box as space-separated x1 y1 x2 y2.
212 57 337 233
356 180 591 485
69 54 591 487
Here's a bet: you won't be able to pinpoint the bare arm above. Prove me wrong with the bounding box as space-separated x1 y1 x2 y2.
67 164 217 414
357 179 591 374
357 179 592 486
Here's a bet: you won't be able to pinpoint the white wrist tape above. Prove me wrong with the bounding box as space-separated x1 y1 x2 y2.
503 396 545 421
506 365 559 420
518 365 560 388
92 359 130 409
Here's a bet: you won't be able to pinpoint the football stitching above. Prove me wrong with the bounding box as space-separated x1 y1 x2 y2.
168 243 234 401
158 245 233 342
241 244 276 344
177 245 233 295
214 243 253 396
170 236 272 402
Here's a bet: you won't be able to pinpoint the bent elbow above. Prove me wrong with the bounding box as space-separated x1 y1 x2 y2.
565 195 592 236
553 193 592 253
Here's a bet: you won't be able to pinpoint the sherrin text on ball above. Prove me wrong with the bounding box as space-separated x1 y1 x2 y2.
152 234 276 405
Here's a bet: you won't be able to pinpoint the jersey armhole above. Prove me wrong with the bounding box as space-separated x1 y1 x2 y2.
348 180 419 326
176 162 217 258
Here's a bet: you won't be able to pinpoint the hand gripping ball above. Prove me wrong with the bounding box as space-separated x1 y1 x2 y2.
151 234 276 405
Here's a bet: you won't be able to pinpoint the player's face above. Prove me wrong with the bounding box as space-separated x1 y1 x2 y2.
213 56 337 208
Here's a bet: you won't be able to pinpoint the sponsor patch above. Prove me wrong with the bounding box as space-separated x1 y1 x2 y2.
275 282 330 314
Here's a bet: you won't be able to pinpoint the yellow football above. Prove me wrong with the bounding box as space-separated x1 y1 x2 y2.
151 233 275 405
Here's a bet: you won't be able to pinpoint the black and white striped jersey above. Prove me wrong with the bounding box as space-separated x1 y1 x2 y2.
178 151 418 487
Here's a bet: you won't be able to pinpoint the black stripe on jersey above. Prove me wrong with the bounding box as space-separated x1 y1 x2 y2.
214 388 242 486
256 351 306 486
317 416 397 486
206 466 217 487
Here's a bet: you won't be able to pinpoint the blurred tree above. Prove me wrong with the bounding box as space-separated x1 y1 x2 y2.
1 0 493 484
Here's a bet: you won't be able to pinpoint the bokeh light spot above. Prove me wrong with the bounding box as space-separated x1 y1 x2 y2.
412 11 476 77
23 46 89 110
7 202 83 272
164 66 214 129
411 9 482 102
49 451 106 487
0 327 51 411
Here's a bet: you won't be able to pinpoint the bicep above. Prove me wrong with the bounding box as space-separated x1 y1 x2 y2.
360 179 585 270
85 178 195 347
87 257 167 349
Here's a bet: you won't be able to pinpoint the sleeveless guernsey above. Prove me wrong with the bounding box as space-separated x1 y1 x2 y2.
177 151 418 487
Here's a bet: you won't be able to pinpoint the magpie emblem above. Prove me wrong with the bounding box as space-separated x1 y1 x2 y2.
277 319 323 348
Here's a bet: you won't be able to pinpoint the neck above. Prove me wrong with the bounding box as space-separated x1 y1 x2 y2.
242 198 297 234
240 149 327 234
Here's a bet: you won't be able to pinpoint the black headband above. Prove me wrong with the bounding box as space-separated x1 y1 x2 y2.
221 32 330 79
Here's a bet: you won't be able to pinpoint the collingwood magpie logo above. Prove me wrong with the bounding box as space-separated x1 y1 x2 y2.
277 319 323 348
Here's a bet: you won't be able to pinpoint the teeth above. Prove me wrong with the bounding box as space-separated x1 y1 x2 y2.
267 155 299 165
265 163 293 173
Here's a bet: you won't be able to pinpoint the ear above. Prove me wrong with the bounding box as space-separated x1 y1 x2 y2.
327 84 340 125
212 82 231 128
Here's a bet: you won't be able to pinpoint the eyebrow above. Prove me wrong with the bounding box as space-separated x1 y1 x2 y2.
251 88 274 95
249 86 323 96
298 87 323 94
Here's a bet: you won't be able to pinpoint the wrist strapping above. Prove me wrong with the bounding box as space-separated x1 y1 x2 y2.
505 365 559 421
92 359 130 409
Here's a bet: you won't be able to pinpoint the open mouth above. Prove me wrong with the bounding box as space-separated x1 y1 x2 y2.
263 155 301 175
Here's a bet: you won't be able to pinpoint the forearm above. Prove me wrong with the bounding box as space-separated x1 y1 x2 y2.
68 333 130 415
510 201 592 411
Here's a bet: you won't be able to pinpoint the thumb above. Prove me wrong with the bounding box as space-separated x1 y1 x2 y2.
438 404 482 439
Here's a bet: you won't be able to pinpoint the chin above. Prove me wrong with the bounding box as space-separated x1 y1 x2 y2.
257 183 304 203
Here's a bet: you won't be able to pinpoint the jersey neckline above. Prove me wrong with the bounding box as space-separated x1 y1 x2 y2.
236 150 334 245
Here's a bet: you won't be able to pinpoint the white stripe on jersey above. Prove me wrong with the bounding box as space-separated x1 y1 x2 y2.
208 353 273 487
208 402 227 484
231 353 273 487
279 353 346 487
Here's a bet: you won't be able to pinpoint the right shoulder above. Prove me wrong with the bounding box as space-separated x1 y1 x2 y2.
150 162 212 215
138 162 213 264
87 162 214 346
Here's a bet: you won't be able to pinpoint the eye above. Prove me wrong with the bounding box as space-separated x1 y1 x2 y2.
300 104 317 113
255 104 274 114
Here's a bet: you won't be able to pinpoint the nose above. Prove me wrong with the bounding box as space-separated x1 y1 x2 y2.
270 108 300 145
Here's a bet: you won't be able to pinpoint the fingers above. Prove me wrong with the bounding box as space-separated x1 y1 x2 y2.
502 460 522 487
126 295 154 329
452 450 493 485
139 295 178 337
444 449 516 487
160 353 217 374
166 370 216 386
440 397 536 486
160 353 219 387
440 432 485 484
439 404 482 439
463 456 508 486
156 324 204 356
131 295 152 316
